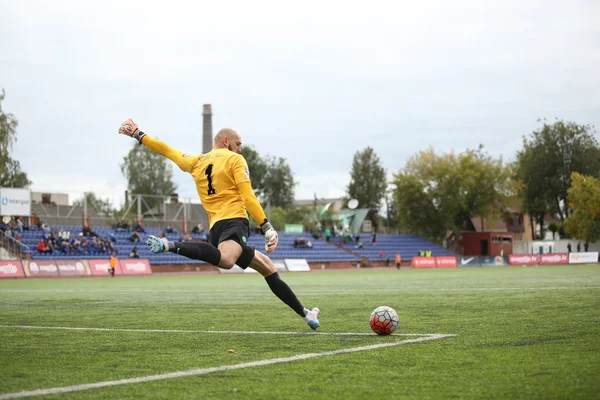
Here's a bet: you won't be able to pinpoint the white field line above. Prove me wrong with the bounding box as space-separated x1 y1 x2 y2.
0 325 450 336
0 334 454 400
1 286 599 293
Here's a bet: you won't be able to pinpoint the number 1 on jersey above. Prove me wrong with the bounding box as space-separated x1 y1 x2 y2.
205 164 216 195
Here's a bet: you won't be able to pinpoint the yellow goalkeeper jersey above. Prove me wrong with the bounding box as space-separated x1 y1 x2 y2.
141 136 267 228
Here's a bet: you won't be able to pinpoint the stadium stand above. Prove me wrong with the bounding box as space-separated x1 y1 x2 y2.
16 226 364 264
338 233 456 262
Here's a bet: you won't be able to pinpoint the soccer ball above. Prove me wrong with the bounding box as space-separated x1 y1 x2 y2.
370 306 399 335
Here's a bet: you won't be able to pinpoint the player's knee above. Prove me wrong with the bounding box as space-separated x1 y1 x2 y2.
218 255 237 270
236 246 255 269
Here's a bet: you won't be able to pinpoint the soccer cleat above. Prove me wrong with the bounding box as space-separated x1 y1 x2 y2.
146 235 169 253
306 307 321 330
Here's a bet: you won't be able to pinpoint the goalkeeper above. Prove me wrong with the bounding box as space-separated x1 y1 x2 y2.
118 119 320 330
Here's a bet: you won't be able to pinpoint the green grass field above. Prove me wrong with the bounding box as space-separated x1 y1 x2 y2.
1 265 599 399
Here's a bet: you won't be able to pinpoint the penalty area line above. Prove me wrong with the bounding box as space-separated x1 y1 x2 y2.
0 325 452 336
0 334 455 399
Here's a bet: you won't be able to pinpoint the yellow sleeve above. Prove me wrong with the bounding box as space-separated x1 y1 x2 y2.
238 181 267 225
140 135 197 173
232 155 250 185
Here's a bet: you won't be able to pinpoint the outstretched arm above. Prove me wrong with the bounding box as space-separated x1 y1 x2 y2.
232 156 278 253
119 118 196 173
238 181 279 253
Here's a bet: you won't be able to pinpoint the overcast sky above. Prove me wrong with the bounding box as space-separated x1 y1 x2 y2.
1 0 599 208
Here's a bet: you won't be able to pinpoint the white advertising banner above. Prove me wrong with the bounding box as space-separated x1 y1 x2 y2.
0 188 32 216
284 259 311 272
569 252 599 264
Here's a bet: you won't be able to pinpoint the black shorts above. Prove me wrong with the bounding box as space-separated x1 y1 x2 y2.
209 218 251 248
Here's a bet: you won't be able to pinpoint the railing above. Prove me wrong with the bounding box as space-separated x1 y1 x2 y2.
0 230 31 259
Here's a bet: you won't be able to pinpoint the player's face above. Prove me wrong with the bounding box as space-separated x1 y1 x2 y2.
227 133 242 154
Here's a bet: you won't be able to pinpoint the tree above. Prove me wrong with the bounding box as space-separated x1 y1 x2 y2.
241 145 295 208
347 147 387 229
384 186 399 231
120 142 177 212
73 192 115 217
392 146 514 247
515 120 600 233
0 89 31 187
563 173 600 243
241 146 268 199
263 156 296 208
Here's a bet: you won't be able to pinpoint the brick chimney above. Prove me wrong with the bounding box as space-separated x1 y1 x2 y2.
202 104 213 153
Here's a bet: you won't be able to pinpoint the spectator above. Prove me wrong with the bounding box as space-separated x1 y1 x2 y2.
107 231 116 242
129 231 141 243
158 231 166 238
165 225 174 234
567 243 572 253
41 221 50 232
109 252 117 278
15 217 24 232
395 253 401 269
133 221 146 233
129 246 140 259
294 237 313 249
577 242 581 252
324 228 331 243
191 223 204 234
37 239 52 254
355 239 364 249
371 233 377 246
584 242 589 252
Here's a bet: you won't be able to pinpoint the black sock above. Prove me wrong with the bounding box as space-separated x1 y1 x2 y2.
169 242 221 266
265 272 305 317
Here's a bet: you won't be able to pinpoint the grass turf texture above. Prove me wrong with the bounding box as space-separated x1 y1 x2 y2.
0 265 599 399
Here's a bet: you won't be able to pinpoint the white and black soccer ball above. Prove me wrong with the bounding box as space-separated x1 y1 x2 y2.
369 306 399 335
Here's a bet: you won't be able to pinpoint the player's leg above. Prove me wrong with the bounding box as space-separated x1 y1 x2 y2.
145 220 236 268
241 248 320 330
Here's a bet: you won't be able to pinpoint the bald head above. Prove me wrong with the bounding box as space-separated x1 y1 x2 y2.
214 128 242 153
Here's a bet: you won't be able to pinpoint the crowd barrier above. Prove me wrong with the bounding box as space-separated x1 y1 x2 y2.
0 259 152 279
1 252 597 279
413 253 598 268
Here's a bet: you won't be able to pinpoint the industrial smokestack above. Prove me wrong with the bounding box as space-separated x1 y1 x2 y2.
202 104 213 153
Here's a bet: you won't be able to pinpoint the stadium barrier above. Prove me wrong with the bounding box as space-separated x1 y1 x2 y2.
411 256 456 268
569 252 599 264
458 256 508 267
89 259 123 276
539 253 569 265
0 260 26 279
119 259 152 275
2 259 153 278
217 258 310 274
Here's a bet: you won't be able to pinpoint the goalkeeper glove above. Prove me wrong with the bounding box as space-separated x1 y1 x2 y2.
118 118 146 144
261 221 278 254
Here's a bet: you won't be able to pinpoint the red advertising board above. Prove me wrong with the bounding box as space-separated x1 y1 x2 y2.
539 253 569 265
119 259 152 275
411 257 437 268
56 260 91 276
0 260 25 279
435 256 458 268
89 259 123 276
22 260 60 277
508 254 539 265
